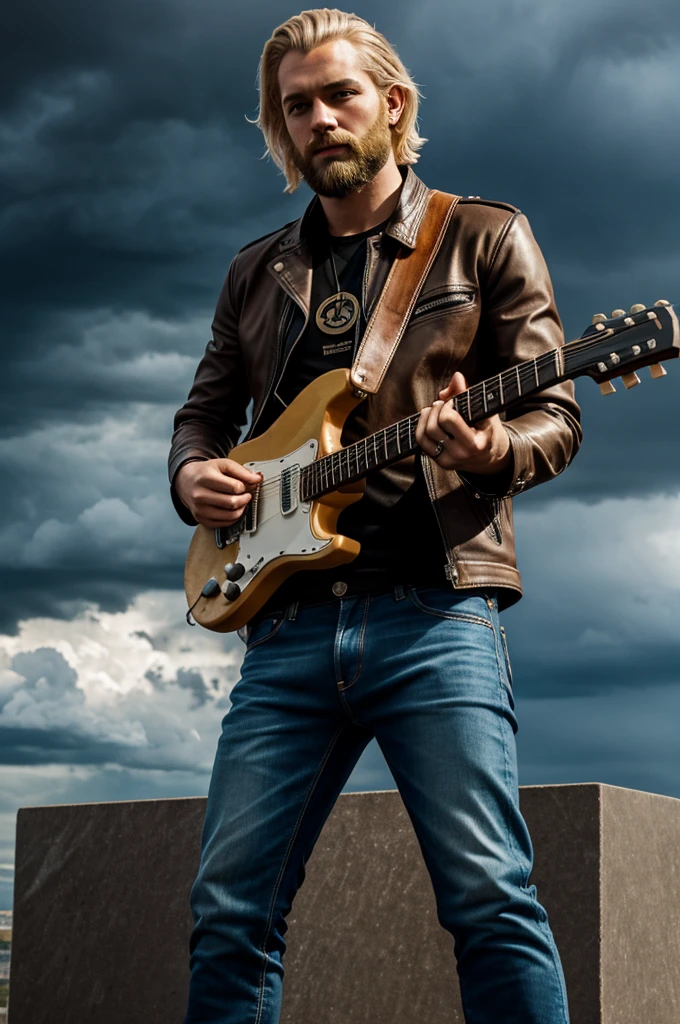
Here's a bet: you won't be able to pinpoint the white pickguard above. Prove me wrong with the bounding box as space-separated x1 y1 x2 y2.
235 439 331 594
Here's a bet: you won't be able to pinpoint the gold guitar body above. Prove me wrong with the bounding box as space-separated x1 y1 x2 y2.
184 368 366 632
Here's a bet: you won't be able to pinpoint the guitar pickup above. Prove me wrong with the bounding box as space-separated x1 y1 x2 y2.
242 485 260 533
280 464 300 516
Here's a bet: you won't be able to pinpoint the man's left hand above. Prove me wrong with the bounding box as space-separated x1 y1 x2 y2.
415 371 512 475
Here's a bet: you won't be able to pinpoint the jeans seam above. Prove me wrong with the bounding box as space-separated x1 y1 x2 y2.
253 722 347 1024
492 620 531 892
339 596 370 692
333 604 347 685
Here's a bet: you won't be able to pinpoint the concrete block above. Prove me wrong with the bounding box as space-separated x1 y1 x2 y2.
7 784 680 1023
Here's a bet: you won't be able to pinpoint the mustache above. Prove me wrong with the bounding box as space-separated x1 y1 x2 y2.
307 134 356 158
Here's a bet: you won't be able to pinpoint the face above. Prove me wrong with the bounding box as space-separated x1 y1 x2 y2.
278 38 398 197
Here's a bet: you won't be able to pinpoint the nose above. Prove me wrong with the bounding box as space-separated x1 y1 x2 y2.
309 98 338 134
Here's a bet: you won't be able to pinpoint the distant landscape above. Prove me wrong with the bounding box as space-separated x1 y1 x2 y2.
0 910 11 1013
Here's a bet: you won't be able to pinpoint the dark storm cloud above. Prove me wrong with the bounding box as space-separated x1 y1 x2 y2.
1 0 679 623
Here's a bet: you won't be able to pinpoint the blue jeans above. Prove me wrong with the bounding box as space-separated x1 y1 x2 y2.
185 585 570 1024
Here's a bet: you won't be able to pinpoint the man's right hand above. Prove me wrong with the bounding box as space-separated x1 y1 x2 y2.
174 458 263 528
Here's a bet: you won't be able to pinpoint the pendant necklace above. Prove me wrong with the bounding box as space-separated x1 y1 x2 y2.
315 240 361 336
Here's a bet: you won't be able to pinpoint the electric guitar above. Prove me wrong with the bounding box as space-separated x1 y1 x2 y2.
184 300 679 632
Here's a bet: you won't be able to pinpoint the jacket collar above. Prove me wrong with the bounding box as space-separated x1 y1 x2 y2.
277 166 430 253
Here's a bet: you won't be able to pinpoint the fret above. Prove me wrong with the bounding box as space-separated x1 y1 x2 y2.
482 380 488 415
554 349 560 379
515 365 522 397
396 424 401 454
355 444 361 477
533 358 539 388
363 437 369 470
466 389 472 422
383 429 388 461
499 372 504 406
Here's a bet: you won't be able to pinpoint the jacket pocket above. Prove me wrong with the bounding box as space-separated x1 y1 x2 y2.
410 287 475 323
459 476 504 544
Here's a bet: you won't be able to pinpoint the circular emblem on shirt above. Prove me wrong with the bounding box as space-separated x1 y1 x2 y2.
315 291 360 335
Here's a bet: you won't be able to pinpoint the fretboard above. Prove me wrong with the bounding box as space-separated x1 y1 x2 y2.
300 345 575 503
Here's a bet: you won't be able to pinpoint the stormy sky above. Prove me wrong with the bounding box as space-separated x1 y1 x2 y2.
1 0 680 909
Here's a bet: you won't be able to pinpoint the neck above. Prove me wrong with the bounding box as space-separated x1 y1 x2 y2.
318 157 404 237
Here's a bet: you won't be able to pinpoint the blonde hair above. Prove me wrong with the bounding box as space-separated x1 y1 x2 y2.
256 9 427 193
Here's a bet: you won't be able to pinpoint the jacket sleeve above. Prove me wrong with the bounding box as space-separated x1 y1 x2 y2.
167 256 250 525
463 211 582 498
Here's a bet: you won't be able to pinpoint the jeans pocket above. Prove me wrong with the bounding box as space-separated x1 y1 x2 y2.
242 614 285 651
499 625 514 704
406 586 494 629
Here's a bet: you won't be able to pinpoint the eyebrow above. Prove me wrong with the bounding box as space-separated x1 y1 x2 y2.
282 78 363 106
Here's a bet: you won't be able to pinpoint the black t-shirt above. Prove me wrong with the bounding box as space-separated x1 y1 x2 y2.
258 218 448 610
275 221 380 407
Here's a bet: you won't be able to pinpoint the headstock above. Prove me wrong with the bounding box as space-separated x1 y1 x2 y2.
574 300 679 395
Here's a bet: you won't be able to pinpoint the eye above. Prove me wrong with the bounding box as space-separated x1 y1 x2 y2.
288 102 307 114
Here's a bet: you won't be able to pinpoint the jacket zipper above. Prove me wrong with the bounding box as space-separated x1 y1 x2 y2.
411 290 474 319
245 297 296 441
421 452 460 585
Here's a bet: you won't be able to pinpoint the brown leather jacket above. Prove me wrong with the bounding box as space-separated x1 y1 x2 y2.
168 167 582 609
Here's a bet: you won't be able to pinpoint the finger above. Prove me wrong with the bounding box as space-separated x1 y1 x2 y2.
414 406 432 447
195 489 253 511
417 402 454 456
426 401 450 441
205 465 263 494
416 404 449 449
439 401 487 450
215 458 263 484
197 507 248 527
197 510 245 528
438 370 468 401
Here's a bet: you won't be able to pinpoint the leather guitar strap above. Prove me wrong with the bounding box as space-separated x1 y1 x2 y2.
349 189 461 396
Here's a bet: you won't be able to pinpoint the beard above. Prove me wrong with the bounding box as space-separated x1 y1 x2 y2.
291 107 393 198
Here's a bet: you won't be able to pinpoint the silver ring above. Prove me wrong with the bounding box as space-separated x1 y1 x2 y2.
432 440 445 459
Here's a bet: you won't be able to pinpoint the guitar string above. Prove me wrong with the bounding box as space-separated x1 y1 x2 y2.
245 323 662 498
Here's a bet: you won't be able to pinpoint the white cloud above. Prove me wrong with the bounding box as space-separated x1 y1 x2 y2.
0 589 243 769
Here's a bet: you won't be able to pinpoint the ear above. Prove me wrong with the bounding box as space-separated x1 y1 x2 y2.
385 83 406 127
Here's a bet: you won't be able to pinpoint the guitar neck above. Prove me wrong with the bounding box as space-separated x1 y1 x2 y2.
300 346 571 502
300 300 680 503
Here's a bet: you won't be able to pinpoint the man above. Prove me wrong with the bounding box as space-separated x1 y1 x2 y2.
169 10 581 1023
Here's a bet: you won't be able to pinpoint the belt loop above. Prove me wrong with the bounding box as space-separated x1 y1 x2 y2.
393 583 406 601
286 600 299 621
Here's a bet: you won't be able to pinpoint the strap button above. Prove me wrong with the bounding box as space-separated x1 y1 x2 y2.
273 261 284 272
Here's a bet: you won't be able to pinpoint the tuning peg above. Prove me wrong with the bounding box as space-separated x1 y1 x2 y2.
630 303 646 314
650 364 667 379
611 309 626 318
591 313 607 324
599 380 616 395
621 372 641 389
654 299 671 306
